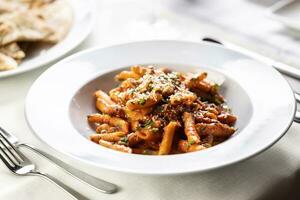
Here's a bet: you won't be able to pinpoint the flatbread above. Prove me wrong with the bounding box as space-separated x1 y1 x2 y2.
0 0 54 13
0 0 27 14
0 52 18 71
0 11 55 45
0 42 25 62
33 0 73 42
28 0 55 8
0 0 73 70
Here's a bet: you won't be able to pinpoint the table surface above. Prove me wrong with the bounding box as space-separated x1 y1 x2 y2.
1 0 300 199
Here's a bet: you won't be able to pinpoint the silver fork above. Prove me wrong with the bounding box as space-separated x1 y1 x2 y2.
0 130 89 200
0 127 118 194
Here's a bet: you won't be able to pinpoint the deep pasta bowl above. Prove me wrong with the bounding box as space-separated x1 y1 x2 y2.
25 40 296 175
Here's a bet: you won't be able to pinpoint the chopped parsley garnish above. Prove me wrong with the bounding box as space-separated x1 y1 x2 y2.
188 139 195 146
214 98 223 105
138 98 146 105
119 136 128 146
212 83 220 91
142 120 154 128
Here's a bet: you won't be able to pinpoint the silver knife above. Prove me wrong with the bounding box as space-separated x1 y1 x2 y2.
202 37 300 79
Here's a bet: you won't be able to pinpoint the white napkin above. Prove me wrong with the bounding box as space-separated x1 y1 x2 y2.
167 0 300 69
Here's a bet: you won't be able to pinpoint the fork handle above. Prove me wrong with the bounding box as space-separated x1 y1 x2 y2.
29 171 89 200
18 143 117 194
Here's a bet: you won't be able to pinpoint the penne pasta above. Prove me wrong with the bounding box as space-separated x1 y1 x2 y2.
188 144 206 152
217 113 237 126
169 90 196 105
131 65 153 76
95 90 124 117
127 132 143 146
87 66 237 155
158 121 178 155
178 140 189 153
204 112 218 120
183 112 200 144
126 92 162 110
136 129 157 141
87 114 129 133
95 123 110 133
99 140 132 153
97 132 125 142
89 134 102 143
120 78 136 89
125 107 152 121
109 88 124 104
132 148 158 155
178 140 206 153
195 122 235 137
115 71 140 81
187 72 209 91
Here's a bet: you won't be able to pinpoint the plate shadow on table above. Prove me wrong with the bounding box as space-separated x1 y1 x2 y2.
254 168 300 200
145 143 299 200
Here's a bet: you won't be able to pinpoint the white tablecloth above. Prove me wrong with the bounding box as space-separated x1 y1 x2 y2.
168 0 300 69
1 0 300 199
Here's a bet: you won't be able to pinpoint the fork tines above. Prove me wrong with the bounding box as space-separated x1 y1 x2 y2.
0 128 24 169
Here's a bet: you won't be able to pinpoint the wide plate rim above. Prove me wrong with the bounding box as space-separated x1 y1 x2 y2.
25 40 296 175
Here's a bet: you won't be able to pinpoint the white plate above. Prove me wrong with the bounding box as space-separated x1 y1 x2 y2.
0 0 96 79
25 41 296 175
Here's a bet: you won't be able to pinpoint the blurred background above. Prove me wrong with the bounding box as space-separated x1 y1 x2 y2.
91 0 300 68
